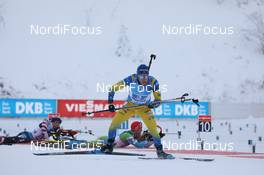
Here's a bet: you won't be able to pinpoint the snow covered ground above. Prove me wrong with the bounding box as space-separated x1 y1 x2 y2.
1 117 264 175
0 144 263 175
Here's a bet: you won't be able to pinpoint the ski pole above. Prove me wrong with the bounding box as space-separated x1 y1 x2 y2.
148 54 156 71
82 93 199 115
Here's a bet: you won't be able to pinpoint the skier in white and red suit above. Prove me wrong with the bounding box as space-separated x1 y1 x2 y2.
0 117 63 145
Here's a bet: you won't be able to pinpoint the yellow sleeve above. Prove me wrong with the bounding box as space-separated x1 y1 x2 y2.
150 76 161 101
109 80 126 92
153 91 161 101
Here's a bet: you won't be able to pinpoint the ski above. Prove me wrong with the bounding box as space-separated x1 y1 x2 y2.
139 157 214 162
33 150 146 157
180 157 214 162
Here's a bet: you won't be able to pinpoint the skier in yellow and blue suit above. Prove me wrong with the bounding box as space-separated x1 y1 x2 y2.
101 64 174 159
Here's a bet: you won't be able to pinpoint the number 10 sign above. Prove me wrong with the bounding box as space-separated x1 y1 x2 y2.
198 115 212 132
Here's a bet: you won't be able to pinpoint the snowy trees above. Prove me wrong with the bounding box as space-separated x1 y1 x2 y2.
115 25 132 58
247 12 264 54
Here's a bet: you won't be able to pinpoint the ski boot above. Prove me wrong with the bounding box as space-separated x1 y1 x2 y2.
156 145 174 159
100 139 114 153
0 136 17 145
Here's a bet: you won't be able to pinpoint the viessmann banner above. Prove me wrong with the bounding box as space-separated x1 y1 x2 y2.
0 98 209 118
57 99 126 118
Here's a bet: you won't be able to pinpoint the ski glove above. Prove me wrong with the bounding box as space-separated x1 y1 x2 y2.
148 100 161 109
142 130 165 142
108 104 116 112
